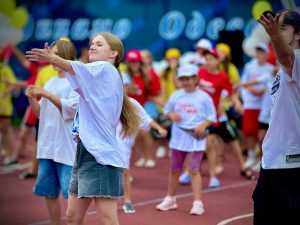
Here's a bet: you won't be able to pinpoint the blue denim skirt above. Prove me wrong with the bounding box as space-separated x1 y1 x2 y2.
69 140 124 198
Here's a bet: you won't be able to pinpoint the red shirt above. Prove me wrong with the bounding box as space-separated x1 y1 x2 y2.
148 68 161 97
198 67 233 109
26 63 39 85
128 69 161 105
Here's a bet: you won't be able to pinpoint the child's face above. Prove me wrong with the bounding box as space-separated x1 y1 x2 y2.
179 76 198 92
128 61 141 73
88 35 115 63
255 49 268 64
205 54 220 70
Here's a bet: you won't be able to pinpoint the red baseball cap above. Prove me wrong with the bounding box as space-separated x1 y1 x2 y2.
126 49 142 62
203 48 219 59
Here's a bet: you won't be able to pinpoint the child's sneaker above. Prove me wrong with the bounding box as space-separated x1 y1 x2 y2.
190 200 205 215
122 202 136 214
179 172 191 185
208 177 221 188
156 146 166 158
156 196 178 211
145 159 156 168
251 160 261 173
134 158 146 167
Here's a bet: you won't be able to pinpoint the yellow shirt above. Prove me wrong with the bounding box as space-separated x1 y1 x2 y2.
161 68 177 103
220 63 240 86
220 63 240 110
35 65 58 87
0 63 17 116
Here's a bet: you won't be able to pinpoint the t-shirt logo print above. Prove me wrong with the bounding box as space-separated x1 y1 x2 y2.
271 74 280 96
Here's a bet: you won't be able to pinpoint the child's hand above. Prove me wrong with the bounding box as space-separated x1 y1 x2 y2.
26 42 55 63
157 127 168 138
168 112 181 122
194 124 208 139
25 86 46 98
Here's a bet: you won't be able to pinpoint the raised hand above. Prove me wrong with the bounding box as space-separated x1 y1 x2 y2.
26 42 54 63
257 12 281 37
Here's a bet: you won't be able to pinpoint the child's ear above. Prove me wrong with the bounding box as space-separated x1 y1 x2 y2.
111 50 118 58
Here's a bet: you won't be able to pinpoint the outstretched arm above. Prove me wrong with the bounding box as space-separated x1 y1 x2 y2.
258 12 294 76
26 44 75 75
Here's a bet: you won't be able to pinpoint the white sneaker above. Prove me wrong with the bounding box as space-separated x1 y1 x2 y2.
134 158 146 167
190 200 205 215
156 196 178 211
244 157 256 169
251 160 261 172
156 146 166 158
208 177 221 188
145 159 156 168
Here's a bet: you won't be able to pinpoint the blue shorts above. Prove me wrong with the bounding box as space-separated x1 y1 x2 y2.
33 159 72 199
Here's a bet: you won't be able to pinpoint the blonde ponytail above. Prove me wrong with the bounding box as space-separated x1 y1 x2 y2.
120 94 141 137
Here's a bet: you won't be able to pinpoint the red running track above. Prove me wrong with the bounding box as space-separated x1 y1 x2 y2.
0 148 256 225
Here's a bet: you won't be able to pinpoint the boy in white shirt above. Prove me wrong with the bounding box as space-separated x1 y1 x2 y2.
156 64 216 216
254 10 300 225
241 43 274 168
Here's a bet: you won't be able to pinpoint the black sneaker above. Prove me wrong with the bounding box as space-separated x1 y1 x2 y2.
122 202 136 214
19 171 36 180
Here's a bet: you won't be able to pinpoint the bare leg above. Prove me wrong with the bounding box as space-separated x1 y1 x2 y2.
94 198 119 225
229 140 245 169
190 171 202 201
123 169 132 203
12 126 31 161
207 134 219 179
45 197 61 225
0 118 15 160
66 195 92 225
167 170 180 196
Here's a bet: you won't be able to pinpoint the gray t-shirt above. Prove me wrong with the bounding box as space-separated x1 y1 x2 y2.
262 50 300 169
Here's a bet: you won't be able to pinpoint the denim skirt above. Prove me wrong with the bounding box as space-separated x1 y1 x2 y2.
69 140 124 198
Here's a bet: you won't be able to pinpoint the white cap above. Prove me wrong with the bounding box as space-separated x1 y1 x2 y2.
195 38 212 50
177 64 199 78
256 43 269 53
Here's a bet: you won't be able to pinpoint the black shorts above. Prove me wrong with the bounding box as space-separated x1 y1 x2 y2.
252 167 300 225
259 122 269 130
208 121 238 143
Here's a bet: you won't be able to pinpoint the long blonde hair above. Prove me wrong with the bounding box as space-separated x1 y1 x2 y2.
96 32 141 137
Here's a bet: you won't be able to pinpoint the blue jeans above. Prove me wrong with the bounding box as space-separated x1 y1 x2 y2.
33 159 72 199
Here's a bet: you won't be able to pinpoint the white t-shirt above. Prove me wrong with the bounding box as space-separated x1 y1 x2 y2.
37 76 79 166
262 50 300 169
116 98 152 168
241 59 274 109
258 75 274 124
164 89 216 152
67 61 125 168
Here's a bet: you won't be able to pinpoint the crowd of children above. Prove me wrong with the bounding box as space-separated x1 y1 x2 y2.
0 12 282 224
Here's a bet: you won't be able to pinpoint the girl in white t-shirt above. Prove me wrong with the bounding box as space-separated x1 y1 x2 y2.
26 32 141 225
117 97 167 214
156 64 216 216
26 38 78 225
